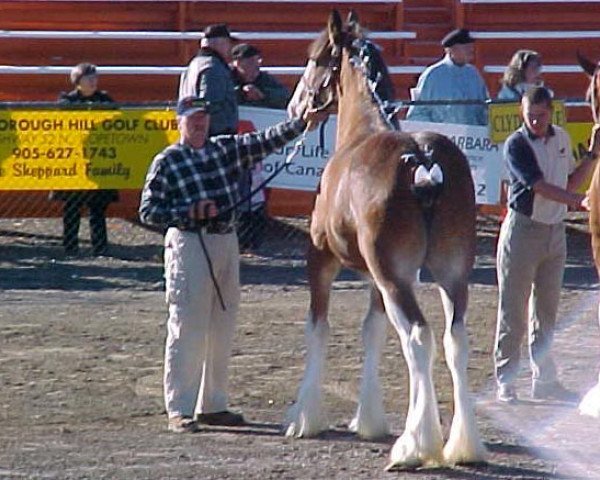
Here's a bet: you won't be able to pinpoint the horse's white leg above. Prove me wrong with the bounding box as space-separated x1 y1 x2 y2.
285 313 330 437
438 285 487 464
285 244 339 438
380 286 444 469
349 286 390 439
579 301 600 417
579 375 600 417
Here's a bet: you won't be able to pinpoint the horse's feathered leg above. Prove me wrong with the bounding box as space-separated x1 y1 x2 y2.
349 285 390 439
285 242 340 438
436 280 487 464
377 280 444 469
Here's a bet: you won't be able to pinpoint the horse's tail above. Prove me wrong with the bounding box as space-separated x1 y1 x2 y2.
401 144 444 210
589 161 600 274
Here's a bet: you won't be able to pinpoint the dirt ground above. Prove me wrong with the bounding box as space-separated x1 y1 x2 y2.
1 215 599 479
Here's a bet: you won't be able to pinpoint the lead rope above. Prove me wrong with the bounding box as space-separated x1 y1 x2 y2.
199 123 312 311
197 229 227 311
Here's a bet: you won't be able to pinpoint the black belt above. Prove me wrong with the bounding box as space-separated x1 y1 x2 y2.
178 222 235 235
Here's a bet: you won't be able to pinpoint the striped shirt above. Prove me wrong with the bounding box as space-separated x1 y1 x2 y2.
139 118 305 229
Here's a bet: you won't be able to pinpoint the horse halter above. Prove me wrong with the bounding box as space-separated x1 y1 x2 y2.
306 43 343 113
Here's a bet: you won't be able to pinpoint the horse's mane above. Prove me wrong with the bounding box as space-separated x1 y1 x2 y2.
356 40 395 104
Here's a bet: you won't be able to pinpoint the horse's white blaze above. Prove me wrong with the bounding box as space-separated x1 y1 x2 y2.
349 308 389 439
285 315 329 438
287 59 317 119
439 287 487 463
380 290 444 468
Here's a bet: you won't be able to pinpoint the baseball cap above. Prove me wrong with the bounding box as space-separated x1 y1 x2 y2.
202 23 239 41
176 96 211 117
231 43 261 60
441 28 475 48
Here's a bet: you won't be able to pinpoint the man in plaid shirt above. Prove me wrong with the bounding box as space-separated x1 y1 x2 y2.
140 96 327 433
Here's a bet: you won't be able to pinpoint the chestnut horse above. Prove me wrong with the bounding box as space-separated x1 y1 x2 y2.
577 52 600 418
285 10 486 469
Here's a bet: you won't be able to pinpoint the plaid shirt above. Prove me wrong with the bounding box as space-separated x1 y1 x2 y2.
139 118 305 229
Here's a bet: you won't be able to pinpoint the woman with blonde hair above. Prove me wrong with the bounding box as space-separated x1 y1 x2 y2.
497 50 546 100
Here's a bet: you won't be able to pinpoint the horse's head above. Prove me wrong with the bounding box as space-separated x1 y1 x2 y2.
287 10 395 127
577 51 600 123
287 10 347 118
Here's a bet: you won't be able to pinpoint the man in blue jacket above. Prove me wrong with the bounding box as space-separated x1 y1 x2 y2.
179 24 239 135
406 28 489 125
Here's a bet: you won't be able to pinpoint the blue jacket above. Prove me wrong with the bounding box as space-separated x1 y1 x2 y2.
179 49 238 135
407 54 489 126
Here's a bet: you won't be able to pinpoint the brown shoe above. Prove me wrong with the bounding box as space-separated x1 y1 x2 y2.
168 416 199 433
196 410 245 426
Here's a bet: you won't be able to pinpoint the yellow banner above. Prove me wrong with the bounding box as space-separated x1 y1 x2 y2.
565 122 595 192
0 109 179 190
488 101 566 143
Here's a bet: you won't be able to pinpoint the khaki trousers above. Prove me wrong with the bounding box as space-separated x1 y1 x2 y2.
494 210 565 386
163 228 240 418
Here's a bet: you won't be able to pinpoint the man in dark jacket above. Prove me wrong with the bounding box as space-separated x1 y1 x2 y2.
231 43 289 109
53 63 118 256
178 24 238 136
231 43 291 251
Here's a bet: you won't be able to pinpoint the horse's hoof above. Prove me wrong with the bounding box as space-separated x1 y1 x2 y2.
388 430 443 471
384 458 422 472
284 422 300 438
443 443 488 465
283 419 324 438
349 416 390 440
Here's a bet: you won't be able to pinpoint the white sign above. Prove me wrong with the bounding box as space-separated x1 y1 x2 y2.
240 107 503 205
239 106 335 191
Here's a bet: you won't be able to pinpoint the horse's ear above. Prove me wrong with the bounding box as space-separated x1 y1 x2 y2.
328 9 343 43
577 50 597 77
347 10 360 33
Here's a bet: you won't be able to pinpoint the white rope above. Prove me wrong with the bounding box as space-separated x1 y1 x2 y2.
463 0 600 3
484 65 587 74
0 29 415 41
0 65 425 76
472 31 600 39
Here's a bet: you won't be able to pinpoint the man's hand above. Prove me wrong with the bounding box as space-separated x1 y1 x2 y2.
582 192 592 211
302 108 330 131
570 192 587 210
188 200 217 220
242 84 265 102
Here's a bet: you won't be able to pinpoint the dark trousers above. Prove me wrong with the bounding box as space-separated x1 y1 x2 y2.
62 191 111 254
